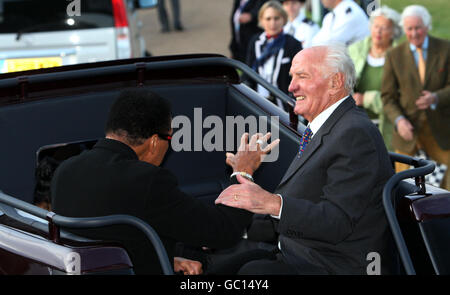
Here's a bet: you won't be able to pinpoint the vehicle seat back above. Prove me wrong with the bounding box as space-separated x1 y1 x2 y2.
395 181 450 274
412 193 450 274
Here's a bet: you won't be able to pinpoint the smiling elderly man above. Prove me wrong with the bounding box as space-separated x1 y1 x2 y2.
216 45 396 274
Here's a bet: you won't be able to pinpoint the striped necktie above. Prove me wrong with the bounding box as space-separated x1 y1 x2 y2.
298 126 313 157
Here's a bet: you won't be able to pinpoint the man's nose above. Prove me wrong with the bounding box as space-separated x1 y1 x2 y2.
288 79 296 93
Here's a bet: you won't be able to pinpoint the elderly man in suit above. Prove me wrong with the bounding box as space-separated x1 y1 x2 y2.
216 44 395 274
381 5 450 189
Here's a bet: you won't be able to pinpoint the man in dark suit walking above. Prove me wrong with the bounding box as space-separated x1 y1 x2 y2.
51 89 261 274
216 44 395 274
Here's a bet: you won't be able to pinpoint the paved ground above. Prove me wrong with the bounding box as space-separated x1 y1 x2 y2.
138 0 234 57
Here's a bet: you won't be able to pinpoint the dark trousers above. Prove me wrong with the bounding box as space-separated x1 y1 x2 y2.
237 252 298 275
205 239 328 275
157 0 181 28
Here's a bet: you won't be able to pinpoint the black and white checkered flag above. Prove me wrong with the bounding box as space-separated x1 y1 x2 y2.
414 150 447 188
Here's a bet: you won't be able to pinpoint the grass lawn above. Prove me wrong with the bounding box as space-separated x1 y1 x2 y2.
381 0 450 40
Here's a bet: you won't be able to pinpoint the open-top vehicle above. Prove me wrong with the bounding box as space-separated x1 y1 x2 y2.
0 54 449 274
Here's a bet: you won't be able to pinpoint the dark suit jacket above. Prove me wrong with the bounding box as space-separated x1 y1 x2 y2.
274 97 395 274
230 0 265 62
51 139 252 274
382 36 450 152
245 33 302 96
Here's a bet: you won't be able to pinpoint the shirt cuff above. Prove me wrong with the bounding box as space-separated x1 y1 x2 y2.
430 93 439 110
395 115 405 129
270 194 283 219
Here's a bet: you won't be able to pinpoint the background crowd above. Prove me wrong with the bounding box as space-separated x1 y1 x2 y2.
229 0 449 190
32 0 450 213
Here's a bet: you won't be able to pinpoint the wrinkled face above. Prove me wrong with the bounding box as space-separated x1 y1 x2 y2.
403 15 428 48
288 48 333 122
282 1 302 20
371 15 394 47
260 7 285 36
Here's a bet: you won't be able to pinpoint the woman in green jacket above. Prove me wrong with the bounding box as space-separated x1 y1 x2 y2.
349 6 402 151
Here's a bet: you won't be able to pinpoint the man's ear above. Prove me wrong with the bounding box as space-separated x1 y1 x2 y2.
330 72 344 93
332 72 344 88
141 134 157 156
147 134 159 152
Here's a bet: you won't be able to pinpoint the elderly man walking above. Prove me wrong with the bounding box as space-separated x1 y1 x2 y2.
381 5 450 189
215 44 395 274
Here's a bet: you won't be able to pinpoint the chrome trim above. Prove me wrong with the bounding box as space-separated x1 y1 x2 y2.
0 225 80 274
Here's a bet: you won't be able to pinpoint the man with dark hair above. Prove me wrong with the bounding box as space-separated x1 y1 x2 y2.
51 89 255 274
104 89 172 146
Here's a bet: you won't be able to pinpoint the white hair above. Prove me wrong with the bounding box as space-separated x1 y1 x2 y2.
318 43 356 94
369 5 402 39
401 5 432 31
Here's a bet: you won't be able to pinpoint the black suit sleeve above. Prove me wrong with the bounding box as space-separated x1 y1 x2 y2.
144 168 253 249
247 214 278 243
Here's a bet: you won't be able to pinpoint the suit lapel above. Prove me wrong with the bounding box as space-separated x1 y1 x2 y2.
403 38 439 87
403 42 422 85
278 97 355 186
272 48 285 87
255 33 265 60
424 36 438 87
279 129 322 185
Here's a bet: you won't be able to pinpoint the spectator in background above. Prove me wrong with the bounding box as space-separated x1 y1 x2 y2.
246 1 302 110
348 6 402 151
157 0 183 32
230 0 266 62
312 0 370 46
381 5 450 189
281 0 319 48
